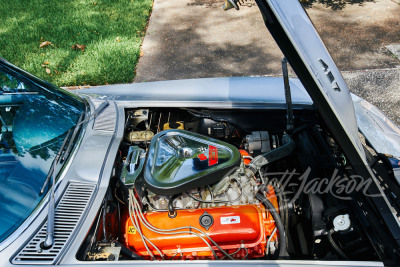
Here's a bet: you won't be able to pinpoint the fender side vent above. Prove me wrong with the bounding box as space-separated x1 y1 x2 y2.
12 183 96 264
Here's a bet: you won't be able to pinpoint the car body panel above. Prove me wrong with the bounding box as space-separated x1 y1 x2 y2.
0 72 391 267
1 0 400 265
79 77 400 161
77 77 313 109
352 94 400 157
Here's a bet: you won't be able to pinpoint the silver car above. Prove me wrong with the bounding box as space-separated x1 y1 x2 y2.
0 0 399 266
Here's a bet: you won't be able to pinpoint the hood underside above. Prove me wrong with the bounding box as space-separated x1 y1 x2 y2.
254 0 400 244
254 0 364 159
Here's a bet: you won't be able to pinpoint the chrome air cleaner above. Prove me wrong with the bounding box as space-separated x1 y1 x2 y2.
142 129 240 195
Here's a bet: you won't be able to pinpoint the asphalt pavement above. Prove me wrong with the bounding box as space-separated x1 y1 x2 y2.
134 0 400 124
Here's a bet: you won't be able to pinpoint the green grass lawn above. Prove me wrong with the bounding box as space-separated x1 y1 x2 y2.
0 0 153 86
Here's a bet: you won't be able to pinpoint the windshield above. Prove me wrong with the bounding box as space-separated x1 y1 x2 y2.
0 64 85 243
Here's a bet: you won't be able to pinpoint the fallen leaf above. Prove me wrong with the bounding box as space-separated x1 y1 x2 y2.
45 68 51 74
71 43 86 52
43 61 49 65
140 50 144 57
40 41 52 48
41 64 46 67
116 36 121 42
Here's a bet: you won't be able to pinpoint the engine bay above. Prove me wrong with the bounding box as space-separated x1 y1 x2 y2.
78 107 400 263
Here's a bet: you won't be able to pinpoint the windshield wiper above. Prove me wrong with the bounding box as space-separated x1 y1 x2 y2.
40 129 71 249
61 112 84 162
40 100 109 250
80 101 110 127
40 101 109 196
40 129 72 195
61 100 109 162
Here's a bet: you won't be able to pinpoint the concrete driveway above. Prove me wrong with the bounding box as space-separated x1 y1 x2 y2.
134 0 400 124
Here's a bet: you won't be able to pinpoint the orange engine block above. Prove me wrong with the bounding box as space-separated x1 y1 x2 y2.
125 190 278 260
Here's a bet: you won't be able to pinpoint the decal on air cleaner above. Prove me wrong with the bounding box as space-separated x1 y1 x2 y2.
220 216 240 225
197 153 207 161
208 145 218 166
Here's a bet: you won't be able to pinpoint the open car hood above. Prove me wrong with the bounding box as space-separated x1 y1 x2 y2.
255 0 365 159
256 0 400 244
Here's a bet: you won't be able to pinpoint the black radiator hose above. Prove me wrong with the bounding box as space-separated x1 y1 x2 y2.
327 229 349 260
255 193 287 258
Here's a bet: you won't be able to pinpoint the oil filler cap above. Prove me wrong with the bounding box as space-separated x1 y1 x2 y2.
199 211 214 230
